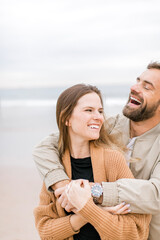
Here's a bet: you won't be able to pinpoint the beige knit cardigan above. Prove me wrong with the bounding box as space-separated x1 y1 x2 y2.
34 143 151 240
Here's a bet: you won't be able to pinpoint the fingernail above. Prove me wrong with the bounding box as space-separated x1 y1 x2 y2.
128 209 131 213
122 202 126 205
127 204 130 207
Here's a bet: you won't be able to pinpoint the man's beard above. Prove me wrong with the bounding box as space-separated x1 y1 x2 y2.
123 98 160 122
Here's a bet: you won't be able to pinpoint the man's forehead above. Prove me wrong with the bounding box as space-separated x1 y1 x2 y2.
139 69 160 84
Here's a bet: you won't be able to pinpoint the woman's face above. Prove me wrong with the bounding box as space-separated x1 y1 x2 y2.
67 92 104 143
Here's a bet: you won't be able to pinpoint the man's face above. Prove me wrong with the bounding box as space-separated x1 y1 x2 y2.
123 69 160 122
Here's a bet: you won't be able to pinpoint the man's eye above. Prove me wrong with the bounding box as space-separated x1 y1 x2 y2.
144 85 150 90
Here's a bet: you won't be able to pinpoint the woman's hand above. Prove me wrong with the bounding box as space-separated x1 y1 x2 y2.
98 202 131 215
55 181 89 231
55 185 74 212
55 179 89 212
66 180 91 211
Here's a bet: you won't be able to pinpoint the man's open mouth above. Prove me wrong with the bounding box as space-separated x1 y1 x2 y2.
130 96 141 105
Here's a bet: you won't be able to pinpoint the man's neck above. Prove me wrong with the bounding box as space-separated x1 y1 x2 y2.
130 117 160 138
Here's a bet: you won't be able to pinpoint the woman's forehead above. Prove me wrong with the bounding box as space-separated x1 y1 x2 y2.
76 92 102 107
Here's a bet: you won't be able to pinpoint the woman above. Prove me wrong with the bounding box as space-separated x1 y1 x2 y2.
34 84 151 240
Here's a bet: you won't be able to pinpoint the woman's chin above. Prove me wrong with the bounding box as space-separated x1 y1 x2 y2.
88 134 100 141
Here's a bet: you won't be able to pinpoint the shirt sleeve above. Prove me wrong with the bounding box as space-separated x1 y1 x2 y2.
102 159 160 214
33 133 69 190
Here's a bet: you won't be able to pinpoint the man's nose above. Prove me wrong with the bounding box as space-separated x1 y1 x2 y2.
130 82 141 94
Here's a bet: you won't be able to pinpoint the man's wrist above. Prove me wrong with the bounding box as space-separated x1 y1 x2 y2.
101 181 118 206
97 194 103 204
91 183 103 204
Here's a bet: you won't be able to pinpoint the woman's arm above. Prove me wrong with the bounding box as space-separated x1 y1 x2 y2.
34 183 87 240
63 152 151 240
66 180 151 240
79 198 151 240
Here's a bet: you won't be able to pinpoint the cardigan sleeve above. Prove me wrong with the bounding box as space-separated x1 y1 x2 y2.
34 183 78 240
79 198 151 240
83 149 151 240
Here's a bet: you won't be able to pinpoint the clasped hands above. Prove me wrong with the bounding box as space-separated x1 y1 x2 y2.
55 179 131 215
55 179 90 213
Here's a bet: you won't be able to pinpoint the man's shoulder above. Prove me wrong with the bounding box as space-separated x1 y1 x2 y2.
39 132 59 144
34 132 59 150
106 114 129 133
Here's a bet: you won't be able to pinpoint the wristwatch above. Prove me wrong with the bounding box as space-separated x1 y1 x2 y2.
91 183 103 204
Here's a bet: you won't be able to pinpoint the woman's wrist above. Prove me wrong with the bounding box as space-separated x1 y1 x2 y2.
51 179 70 191
69 214 87 232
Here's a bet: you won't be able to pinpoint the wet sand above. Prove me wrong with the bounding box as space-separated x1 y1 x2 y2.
0 166 42 240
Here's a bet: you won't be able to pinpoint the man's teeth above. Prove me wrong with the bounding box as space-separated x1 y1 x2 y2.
130 97 141 104
89 125 99 129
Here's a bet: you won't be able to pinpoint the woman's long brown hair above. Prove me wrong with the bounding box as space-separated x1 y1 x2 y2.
56 84 124 158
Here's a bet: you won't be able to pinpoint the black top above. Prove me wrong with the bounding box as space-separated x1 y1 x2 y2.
70 155 101 240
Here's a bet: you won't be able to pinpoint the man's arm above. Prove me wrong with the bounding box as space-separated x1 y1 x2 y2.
33 133 69 190
33 115 118 189
33 132 160 215
102 160 160 214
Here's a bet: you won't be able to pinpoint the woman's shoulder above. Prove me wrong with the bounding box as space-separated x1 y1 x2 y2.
91 142 126 164
103 147 126 164
103 146 124 155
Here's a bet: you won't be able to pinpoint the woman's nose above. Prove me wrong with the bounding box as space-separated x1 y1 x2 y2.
93 111 103 120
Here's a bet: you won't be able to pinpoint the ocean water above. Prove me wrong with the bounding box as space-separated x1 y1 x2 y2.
0 85 129 167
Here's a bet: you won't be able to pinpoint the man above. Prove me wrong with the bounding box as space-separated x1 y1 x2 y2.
33 61 160 240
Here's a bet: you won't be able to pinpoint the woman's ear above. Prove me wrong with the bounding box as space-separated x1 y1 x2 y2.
65 120 71 127
65 120 69 126
66 118 71 126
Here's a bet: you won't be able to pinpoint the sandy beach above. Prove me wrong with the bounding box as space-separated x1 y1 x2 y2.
0 166 42 240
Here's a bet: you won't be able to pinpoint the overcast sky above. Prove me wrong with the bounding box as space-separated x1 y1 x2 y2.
1 0 160 88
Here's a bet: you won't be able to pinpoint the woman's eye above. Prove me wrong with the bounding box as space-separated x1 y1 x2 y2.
85 109 92 112
99 110 103 114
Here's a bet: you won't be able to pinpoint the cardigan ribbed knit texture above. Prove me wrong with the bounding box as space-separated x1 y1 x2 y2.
34 143 151 240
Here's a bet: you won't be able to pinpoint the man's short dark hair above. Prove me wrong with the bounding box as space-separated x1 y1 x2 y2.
147 61 160 70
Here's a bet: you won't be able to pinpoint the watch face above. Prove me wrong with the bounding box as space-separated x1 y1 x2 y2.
91 183 103 198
